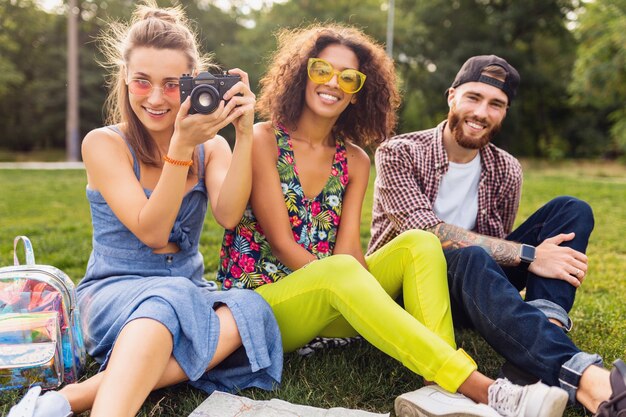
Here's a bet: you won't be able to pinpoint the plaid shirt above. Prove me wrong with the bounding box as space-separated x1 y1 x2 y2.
368 120 523 254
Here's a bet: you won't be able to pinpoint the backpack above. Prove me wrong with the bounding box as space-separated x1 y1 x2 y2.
0 236 86 390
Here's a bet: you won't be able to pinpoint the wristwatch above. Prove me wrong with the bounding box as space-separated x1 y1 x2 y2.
519 244 536 267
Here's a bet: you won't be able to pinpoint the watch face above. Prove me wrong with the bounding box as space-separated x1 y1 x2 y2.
520 244 536 262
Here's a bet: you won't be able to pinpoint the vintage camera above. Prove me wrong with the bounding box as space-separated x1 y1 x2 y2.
179 71 241 114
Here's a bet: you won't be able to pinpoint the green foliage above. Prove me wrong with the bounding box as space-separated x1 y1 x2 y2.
569 0 626 156
393 0 582 157
0 0 624 159
0 2 25 100
609 109 626 158
0 1 66 151
538 133 569 161
250 0 386 35
0 163 625 416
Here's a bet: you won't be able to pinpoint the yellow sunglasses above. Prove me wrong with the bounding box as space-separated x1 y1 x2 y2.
307 58 367 94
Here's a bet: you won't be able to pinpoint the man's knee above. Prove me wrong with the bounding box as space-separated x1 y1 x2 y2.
549 196 594 226
444 246 496 291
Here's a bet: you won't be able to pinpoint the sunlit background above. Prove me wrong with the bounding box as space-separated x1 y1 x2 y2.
3 0 624 163
36 0 283 14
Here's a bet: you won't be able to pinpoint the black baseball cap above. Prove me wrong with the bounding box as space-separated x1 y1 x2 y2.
449 55 520 104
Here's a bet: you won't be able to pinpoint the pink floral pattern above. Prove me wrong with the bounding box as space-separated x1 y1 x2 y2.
217 124 348 289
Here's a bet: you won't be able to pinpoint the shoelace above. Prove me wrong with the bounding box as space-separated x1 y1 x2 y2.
488 379 526 416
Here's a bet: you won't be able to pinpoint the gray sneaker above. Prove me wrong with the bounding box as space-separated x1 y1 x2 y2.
488 378 568 417
395 385 501 417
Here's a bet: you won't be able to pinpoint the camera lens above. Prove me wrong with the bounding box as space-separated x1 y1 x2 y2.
197 92 213 108
190 85 220 114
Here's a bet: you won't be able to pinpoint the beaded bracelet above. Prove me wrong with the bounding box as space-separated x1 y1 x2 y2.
163 154 193 167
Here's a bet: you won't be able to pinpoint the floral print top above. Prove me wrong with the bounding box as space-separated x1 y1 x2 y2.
217 124 348 289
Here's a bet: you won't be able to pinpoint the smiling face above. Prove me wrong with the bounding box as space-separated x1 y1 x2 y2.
303 44 360 121
125 47 189 137
446 81 508 150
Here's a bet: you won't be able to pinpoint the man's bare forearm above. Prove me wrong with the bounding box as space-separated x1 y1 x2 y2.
427 223 521 266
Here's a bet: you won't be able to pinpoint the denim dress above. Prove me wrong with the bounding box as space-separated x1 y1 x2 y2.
76 125 282 394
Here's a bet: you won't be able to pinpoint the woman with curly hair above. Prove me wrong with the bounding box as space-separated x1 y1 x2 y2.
217 24 567 417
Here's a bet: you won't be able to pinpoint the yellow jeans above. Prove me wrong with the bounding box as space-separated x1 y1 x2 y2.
255 230 476 392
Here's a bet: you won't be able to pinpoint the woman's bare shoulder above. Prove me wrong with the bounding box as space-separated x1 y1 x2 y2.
253 121 276 144
82 125 128 156
345 140 370 168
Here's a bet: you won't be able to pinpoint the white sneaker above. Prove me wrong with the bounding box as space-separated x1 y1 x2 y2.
8 386 72 417
487 378 568 417
395 385 502 417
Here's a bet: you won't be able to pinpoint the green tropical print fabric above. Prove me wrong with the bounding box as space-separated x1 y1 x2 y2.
217 124 348 289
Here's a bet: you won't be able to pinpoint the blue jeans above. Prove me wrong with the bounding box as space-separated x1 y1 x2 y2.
445 196 601 402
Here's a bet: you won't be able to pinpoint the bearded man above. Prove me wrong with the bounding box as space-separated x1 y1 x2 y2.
369 55 626 416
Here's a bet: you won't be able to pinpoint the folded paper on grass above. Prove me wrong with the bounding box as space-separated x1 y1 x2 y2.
189 391 390 417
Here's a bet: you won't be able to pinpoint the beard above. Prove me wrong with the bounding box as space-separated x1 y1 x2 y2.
448 107 502 150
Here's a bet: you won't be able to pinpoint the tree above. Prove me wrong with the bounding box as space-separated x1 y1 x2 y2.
391 0 582 157
0 0 66 151
0 0 617 160
569 0 626 157
0 2 25 101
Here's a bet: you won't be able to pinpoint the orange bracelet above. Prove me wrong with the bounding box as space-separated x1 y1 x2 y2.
163 154 193 167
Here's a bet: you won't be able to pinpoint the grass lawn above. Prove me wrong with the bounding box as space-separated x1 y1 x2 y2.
0 160 625 416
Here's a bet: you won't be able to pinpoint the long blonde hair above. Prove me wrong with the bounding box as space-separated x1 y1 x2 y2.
99 1 212 167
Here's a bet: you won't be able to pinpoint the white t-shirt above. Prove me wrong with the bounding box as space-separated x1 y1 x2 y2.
434 154 481 230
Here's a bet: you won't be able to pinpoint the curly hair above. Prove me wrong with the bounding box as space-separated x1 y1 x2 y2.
98 0 213 167
256 24 401 148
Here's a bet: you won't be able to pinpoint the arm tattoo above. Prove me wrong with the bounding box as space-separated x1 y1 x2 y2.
428 223 520 266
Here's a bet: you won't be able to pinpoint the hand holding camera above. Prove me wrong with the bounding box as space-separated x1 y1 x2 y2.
180 71 241 115
175 69 255 146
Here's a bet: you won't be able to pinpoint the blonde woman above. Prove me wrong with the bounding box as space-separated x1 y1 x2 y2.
9 3 281 417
